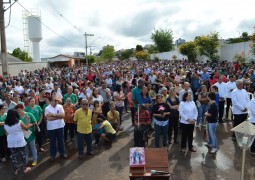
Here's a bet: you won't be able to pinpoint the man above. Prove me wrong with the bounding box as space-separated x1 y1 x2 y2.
52 83 63 100
225 75 236 121
214 76 227 123
107 102 120 131
148 72 157 85
63 86 78 105
179 82 193 102
98 81 112 117
3 93 16 113
74 99 94 159
45 97 67 162
231 79 250 141
45 78 54 93
190 72 201 102
201 68 210 90
132 79 144 112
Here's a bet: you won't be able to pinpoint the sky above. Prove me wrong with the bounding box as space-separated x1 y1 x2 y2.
4 0 255 58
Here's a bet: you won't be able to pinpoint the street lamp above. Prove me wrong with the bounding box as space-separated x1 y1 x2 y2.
231 121 255 180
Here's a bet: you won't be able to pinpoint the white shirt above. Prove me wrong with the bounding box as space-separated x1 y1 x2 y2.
231 88 250 115
105 78 113 86
179 101 198 124
225 81 236 98
14 86 24 94
4 121 27 148
214 82 227 99
45 104 65 130
149 75 157 84
249 98 255 123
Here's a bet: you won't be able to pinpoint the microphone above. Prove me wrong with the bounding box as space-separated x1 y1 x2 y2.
151 170 169 175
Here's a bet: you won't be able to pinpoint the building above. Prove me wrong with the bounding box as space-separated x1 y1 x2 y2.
47 54 84 67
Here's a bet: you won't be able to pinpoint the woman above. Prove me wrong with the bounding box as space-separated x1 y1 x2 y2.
0 105 8 162
89 88 104 111
63 98 76 142
152 94 170 148
197 85 209 128
4 109 32 175
166 87 180 144
204 92 219 154
127 86 135 125
138 86 152 111
122 82 129 113
24 97 44 153
113 85 125 125
15 104 38 166
179 92 198 152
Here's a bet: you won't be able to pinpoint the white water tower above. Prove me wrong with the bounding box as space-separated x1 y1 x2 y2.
24 10 42 62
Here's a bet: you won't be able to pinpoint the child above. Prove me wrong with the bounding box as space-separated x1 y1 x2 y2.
93 115 116 145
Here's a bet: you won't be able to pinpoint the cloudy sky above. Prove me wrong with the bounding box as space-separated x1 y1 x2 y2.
5 0 255 58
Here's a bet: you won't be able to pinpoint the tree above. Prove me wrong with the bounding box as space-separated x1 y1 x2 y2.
179 41 197 62
136 45 143 52
241 32 249 41
195 32 220 62
10 47 32 62
135 51 150 61
148 45 158 54
120 49 134 60
100 45 116 61
151 28 174 52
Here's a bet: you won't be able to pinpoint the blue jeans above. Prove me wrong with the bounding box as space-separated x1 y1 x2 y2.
197 104 208 126
154 123 168 148
26 139 37 162
77 132 92 155
48 128 65 158
116 106 124 125
207 123 217 148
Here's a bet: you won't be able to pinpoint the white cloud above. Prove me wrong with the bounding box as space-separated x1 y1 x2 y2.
4 0 255 58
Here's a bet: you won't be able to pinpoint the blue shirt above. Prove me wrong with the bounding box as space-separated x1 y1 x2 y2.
132 87 141 108
201 72 209 81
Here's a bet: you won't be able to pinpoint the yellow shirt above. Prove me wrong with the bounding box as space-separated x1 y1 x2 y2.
102 120 116 134
74 108 92 134
162 94 169 102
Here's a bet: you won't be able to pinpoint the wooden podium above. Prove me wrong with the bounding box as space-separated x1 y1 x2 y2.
130 148 170 180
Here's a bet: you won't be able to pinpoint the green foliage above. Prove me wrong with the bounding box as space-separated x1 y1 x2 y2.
233 53 246 64
151 28 174 52
87 55 96 64
195 32 220 62
251 44 255 56
148 45 159 54
101 45 116 61
136 45 143 52
120 49 134 60
179 41 197 62
226 32 250 44
11 48 32 62
135 51 150 61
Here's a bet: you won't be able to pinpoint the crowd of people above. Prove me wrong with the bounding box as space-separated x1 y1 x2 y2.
0 59 255 175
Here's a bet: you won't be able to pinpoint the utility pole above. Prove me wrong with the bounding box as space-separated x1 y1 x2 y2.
0 0 9 78
83 32 94 66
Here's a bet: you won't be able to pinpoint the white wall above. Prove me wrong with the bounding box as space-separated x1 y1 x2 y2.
150 50 187 60
0 62 48 76
152 41 255 62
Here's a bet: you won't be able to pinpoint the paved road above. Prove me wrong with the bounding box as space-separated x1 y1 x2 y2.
0 113 255 180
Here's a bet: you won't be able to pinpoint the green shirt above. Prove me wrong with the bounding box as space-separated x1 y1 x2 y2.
19 112 36 142
43 103 49 112
0 113 7 136
25 105 43 123
63 93 78 104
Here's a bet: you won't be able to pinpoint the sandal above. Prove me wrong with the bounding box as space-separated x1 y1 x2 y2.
23 167 31 174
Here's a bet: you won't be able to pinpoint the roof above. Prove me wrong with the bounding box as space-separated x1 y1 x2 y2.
0 54 23 64
47 54 82 63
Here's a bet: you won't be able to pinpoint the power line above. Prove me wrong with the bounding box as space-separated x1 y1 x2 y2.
17 1 81 44
48 1 83 34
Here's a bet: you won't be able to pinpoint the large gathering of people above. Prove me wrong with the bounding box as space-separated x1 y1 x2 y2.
0 59 255 175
